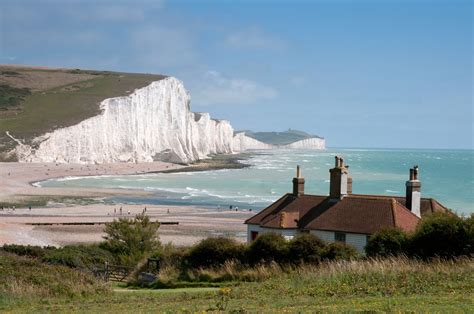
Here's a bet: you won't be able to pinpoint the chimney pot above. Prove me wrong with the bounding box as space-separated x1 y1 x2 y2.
406 166 421 218
329 155 349 199
293 165 305 197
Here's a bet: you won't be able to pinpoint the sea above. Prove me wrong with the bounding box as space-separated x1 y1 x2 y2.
37 148 474 215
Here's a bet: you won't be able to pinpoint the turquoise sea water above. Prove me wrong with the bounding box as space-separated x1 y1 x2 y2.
38 149 474 214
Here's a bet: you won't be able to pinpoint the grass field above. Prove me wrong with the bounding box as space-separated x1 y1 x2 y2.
0 65 165 158
2 253 472 312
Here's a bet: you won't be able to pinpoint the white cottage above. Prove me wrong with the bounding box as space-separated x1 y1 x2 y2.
245 156 447 253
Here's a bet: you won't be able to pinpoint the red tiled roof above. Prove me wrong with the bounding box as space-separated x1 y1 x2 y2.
245 194 326 228
245 193 434 234
392 201 419 232
349 194 449 216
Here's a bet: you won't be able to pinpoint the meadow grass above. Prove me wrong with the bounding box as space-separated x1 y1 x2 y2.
0 252 110 309
3 256 472 312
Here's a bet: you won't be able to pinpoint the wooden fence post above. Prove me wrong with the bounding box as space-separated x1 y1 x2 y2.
105 261 109 282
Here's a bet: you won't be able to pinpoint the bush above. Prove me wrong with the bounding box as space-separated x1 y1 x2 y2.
410 212 471 258
365 228 408 257
185 237 244 269
152 243 187 270
464 214 474 255
102 213 161 265
322 242 359 261
247 233 288 264
41 244 114 269
0 252 109 304
2 244 55 258
288 233 326 264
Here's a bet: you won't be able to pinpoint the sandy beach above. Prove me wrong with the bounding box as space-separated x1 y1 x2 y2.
0 161 183 202
0 162 253 247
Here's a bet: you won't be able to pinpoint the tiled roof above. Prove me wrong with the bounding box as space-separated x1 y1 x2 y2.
245 192 447 234
349 194 449 216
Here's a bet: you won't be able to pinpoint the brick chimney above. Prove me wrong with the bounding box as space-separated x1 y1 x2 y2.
405 165 421 218
292 165 305 197
329 156 349 200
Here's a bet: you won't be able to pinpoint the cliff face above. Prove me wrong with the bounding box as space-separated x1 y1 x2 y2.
233 132 325 151
283 137 325 149
18 77 234 164
232 132 273 151
13 77 325 164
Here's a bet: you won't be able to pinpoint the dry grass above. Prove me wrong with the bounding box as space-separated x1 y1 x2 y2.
2 255 472 312
0 252 110 307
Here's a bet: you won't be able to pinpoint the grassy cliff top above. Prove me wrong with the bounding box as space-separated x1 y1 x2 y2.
237 129 324 145
0 65 165 160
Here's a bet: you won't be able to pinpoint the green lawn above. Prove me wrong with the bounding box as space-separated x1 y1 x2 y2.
6 287 472 313
2 254 472 313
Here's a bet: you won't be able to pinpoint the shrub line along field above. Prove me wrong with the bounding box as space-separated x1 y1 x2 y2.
1 212 472 312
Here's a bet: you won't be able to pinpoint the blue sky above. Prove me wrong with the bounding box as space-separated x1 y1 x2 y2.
0 0 472 149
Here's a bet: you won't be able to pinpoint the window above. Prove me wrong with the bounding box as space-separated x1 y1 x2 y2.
335 232 346 243
251 231 259 241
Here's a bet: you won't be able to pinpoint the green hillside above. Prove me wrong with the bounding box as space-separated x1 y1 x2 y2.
0 65 165 160
240 129 323 145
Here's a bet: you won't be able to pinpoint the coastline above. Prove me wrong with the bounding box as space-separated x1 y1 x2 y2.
0 152 252 206
0 153 254 247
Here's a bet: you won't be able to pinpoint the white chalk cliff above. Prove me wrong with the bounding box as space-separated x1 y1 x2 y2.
232 132 273 151
13 77 325 164
282 138 325 149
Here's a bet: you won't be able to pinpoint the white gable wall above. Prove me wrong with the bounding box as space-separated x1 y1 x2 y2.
247 224 298 242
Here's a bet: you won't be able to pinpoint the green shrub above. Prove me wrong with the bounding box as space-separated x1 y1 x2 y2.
247 233 289 264
464 214 474 255
365 228 408 257
2 244 55 258
185 237 244 269
151 243 187 270
322 242 359 261
102 213 161 265
288 233 326 264
0 252 109 305
0 84 31 109
41 244 114 269
410 212 471 258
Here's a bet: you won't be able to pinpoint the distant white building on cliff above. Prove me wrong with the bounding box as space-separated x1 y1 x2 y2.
245 156 448 253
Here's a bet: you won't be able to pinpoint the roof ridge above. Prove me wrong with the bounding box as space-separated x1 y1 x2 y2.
391 198 397 226
392 198 421 220
348 194 396 201
244 193 291 224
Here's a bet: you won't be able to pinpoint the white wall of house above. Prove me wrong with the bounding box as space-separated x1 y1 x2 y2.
247 225 368 254
247 224 298 242
311 230 368 253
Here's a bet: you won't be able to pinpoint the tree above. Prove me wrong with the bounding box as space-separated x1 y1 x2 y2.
102 213 161 265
